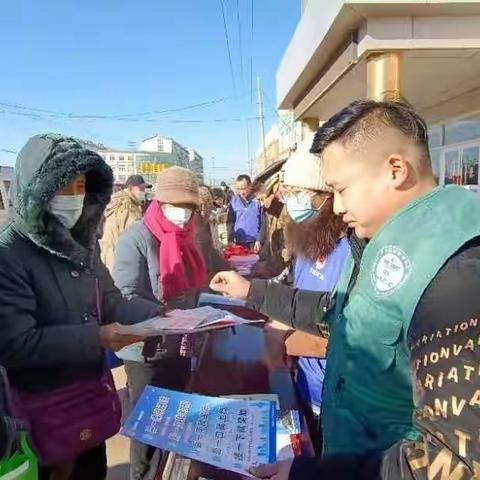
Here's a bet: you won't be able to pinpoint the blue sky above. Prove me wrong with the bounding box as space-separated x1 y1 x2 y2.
0 0 300 182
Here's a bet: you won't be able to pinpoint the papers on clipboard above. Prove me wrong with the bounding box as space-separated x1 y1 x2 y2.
121 387 276 477
121 306 264 337
221 394 301 461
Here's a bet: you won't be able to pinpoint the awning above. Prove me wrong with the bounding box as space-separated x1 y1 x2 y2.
254 157 288 185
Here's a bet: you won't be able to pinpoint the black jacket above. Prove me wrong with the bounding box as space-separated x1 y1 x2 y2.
247 235 480 479
0 134 159 392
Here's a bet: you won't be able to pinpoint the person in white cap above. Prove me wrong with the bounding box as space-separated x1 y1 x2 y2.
276 133 349 450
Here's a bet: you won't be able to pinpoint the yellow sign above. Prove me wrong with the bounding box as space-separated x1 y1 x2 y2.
138 163 168 175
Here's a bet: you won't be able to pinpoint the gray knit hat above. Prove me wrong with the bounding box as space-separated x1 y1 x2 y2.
155 166 200 207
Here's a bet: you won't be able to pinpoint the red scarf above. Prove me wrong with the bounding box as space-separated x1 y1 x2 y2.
144 201 207 301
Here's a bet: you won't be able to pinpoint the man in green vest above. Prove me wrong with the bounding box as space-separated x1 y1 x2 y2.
210 100 480 479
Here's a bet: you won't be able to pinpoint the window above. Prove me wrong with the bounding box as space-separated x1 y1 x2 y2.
428 126 443 149
462 146 479 186
444 146 479 186
430 149 441 183
445 121 480 146
109 155 115 161
127 155 133 162
119 155 125 161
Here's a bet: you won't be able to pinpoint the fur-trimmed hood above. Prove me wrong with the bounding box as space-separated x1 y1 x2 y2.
9 133 113 266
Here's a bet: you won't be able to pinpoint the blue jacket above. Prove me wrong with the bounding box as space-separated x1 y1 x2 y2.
227 196 265 245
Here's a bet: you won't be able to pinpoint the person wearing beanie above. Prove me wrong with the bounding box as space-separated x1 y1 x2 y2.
227 174 266 253
272 133 350 451
113 166 207 480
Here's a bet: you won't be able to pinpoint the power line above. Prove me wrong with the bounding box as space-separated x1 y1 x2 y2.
236 0 244 90
257 77 266 153
219 0 237 98
261 88 290 129
0 94 242 121
250 0 254 103
0 106 272 124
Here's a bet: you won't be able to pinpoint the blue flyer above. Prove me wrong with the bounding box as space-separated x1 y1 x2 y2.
121 387 277 476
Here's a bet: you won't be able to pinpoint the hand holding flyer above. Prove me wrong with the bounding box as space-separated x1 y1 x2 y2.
122 306 264 336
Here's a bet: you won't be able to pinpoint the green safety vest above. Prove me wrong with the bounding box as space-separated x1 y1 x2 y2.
322 186 480 456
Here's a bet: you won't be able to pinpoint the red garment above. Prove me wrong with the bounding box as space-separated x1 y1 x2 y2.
144 201 207 301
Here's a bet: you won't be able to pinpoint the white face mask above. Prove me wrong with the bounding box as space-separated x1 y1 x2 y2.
161 204 193 228
49 194 85 229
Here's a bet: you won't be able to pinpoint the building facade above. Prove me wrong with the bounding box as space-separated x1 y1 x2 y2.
97 150 174 186
429 120 480 190
96 135 204 185
141 135 204 182
255 110 306 176
188 149 204 183
274 0 480 190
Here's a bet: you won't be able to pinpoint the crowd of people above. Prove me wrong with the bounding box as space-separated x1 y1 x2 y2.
0 99 479 480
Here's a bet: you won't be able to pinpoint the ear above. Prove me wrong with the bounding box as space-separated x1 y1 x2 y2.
387 154 409 188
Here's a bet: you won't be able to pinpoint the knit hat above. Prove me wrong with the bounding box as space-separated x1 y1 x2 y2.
282 132 332 192
155 166 200 207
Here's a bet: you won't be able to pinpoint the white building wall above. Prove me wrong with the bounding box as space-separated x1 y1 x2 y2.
140 137 160 152
101 151 136 184
140 136 174 154
100 136 205 182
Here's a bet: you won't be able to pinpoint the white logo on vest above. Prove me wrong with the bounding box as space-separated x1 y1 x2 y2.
371 245 411 296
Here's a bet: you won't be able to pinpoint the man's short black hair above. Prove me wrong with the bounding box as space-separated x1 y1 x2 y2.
212 187 225 199
310 100 430 161
236 174 252 184
125 174 152 188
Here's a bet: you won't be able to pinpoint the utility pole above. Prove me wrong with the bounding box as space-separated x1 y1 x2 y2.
244 117 251 176
257 76 266 155
210 156 215 186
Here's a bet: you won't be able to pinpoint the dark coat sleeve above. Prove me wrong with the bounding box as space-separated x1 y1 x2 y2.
227 202 236 243
95 247 161 326
289 241 480 479
257 207 267 244
0 252 101 369
246 279 330 337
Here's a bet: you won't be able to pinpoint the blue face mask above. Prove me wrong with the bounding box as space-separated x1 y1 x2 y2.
286 193 316 223
286 192 327 223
